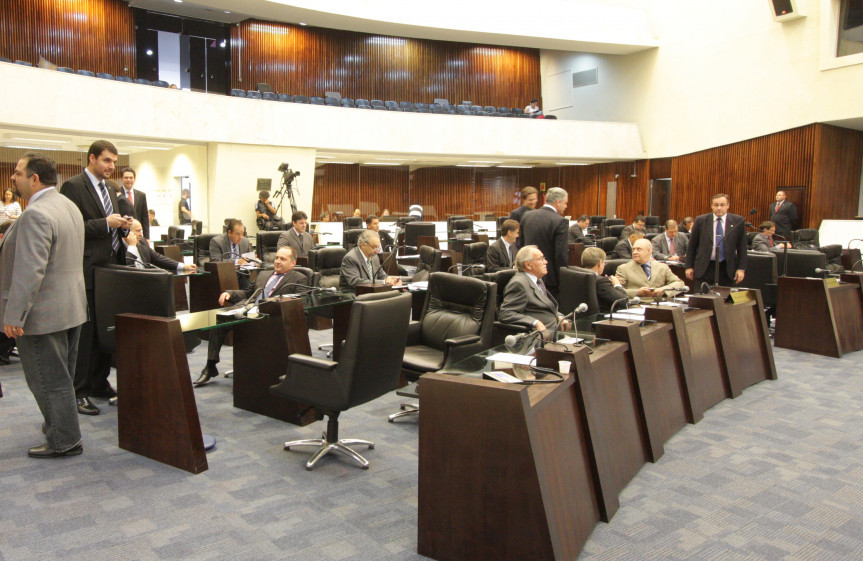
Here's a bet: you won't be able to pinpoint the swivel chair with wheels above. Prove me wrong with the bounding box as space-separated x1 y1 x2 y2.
558 267 600 316
255 231 282 268
270 292 413 470
193 233 218 268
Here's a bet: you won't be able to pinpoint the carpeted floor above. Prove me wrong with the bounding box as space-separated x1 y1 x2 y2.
0 329 861 561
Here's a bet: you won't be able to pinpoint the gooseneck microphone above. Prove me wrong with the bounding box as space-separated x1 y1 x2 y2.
232 287 263 318
504 330 541 348
125 253 157 269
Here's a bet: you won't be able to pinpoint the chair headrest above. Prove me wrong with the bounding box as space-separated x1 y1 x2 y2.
318 246 347 269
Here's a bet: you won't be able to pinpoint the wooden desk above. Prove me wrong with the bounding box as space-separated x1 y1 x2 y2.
775 276 863 358
841 248 861 272
189 261 238 312
418 368 600 561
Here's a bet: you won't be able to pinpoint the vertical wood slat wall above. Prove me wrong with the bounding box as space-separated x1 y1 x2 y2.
231 20 541 109
0 0 136 77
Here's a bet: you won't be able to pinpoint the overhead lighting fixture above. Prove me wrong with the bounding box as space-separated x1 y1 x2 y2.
364 162 402 166
299 22 307 26
124 145 174 151
498 165 533 169
146 49 153 56
174 0 182 3
556 162 589 166
3 145 62 151
456 164 491 167
469 160 501 164
316 155 336 159
6 137 68 144
323 161 355 165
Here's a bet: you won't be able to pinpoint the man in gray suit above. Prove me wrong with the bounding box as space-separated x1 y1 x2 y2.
651 220 689 262
277 211 315 258
2 153 88 457
339 230 401 289
210 218 253 290
499 246 570 332
568 215 593 245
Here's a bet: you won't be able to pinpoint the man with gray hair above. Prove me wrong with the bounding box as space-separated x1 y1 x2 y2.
519 187 569 298
2 153 88 457
616 238 685 301
500 246 570 332
339 230 401 289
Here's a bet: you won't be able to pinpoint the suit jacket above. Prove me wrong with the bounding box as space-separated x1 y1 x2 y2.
122 188 149 241
0 189 87 335
339 247 387 289
486 238 515 273
520 206 569 289
752 232 778 253
277 228 315 258
508 205 532 224
620 224 644 241
615 259 685 301
128 241 182 271
209 233 252 262
60 171 126 290
684 212 749 279
651 232 689 261
612 238 634 260
499 271 559 329
568 223 592 245
595 274 628 312
769 200 797 238
224 268 309 304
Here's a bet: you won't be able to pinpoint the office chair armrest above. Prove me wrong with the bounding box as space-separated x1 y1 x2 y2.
406 321 422 346
445 334 481 348
443 334 484 368
287 354 338 372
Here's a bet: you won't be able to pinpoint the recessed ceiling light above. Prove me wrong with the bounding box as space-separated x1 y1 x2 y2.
364 162 401 166
174 0 183 3
498 165 533 169
456 164 491 167
468 160 501 164
556 162 589 165
299 22 307 26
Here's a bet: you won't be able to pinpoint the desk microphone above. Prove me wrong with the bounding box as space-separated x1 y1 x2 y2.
233 288 263 318
549 303 588 348
846 239 862 250
504 330 543 352
373 249 399 284
659 286 690 302
447 263 484 275
699 281 719 295
609 296 639 317
125 254 157 269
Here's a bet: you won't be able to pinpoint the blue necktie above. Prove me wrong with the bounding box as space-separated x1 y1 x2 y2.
715 218 725 262
97 181 120 253
642 262 651 280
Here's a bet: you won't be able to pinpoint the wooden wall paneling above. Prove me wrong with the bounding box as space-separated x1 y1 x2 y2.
312 163 360 218
410 167 476 219
358 165 409 217
811 124 863 228
0 0 135 77
561 165 601 218
231 20 541 109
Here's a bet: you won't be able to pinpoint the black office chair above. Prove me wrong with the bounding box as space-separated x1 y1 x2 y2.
309 246 346 289
168 225 193 252
606 224 626 239
404 222 436 255
412 245 442 282
775 249 827 277
256 232 282 268
793 229 820 250
389 273 496 422
559 267 599 316
747 231 758 249
190 220 203 236
194 233 218 268
271 292 413 470
342 216 363 230
230 89 246 97
487 268 526 347
343 228 365 250
739 251 778 318
256 82 273 94
644 216 661 233
603 259 628 276
446 215 468 235
600 237 618 254
460 242 488 277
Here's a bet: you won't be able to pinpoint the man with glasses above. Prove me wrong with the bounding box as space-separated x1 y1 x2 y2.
500 246 570 333
339 230 401 289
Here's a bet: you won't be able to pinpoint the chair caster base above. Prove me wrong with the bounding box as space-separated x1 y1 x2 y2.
388 403 419 422
284 435 374 470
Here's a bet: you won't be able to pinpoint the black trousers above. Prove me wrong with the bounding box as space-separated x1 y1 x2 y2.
73 289 113 398
695 260 736 293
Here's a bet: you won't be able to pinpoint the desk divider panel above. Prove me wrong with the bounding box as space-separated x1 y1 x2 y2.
190 261 239 312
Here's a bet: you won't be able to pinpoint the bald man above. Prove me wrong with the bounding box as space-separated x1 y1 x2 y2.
615 238 685 301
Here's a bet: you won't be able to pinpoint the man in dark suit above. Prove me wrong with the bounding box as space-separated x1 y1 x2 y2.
619 215 646 240
685 193 749 290
124 220 197 272
499 246 570 332
612 231 644 260
120 167 149 241
366 215 394 250
520 187 569 298
277 211 315 258
486 219 519 273
580 247 628 312
60 140 131 415
769 190 798 239
195 246 307 386
339 230 401 289
568 215 593 245
651 220 689 262
508 185 539 225
679 217 694 234
210 219 253 290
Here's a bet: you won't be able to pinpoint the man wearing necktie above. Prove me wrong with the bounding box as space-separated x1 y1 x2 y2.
196 246 309 386
499 246 571 332
768 190 798 239
209 219 253 291
486 219 520 273
60 140 132 416
615 239 685 302
685 193 748 290
120 167 149 242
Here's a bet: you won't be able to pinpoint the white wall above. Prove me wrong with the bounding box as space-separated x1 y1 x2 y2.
129 145 209 228
541 0 863 158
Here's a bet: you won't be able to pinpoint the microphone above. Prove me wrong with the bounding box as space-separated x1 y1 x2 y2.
847 239 862 250
125 254 157 269
700 281 719 295
609 296 628 316
233 288 263 318
564 302 589 346
243 256 263 265
504 330 543 352
544 310 576 349
814 267 840 278
373 249 398 284
447 263 484 275
849 259 862 272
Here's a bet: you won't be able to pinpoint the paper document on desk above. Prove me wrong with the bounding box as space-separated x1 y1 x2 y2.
557 337 585 344
609 311 645 321
486 352 535 366
408 281 428 291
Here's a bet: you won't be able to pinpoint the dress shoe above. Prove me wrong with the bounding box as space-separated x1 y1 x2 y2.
28 442 83 458
109 397 118 406
90 384 117 398
194 365 219 387
76 397 100 416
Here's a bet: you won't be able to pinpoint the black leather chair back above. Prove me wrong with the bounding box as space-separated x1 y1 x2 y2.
645 232 660 241
460 242 488 277
292 266 319 287
447 215 468 233
194 233 218 268
256 231 282 267
606 224 626 239
775 249 827 277
483 268 517 310
418 273 496 352
739 251 778 309
342 216 363 231
190 220 202 235
343 228 365 250
793 229 819 250
450 218 473 238
167 225 185 242
413 245 442 282
310 246 347 288
604 218 625 228
600 237 618 254
820 244 843 266
559 267 599 316
644 216 661 233
603 259 628 276
404 222 436 253
747 231 758 248
94 265 174 354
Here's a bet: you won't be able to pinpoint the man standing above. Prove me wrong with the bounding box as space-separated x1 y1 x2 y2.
210 219 253 290
61 140 131 415
769 190 798 239
339 230 401 289
616 239 686 302
120 167 149 241
277 211 315 258
651 220 688 261
365 214 394 250
124 220 197 272
685 193 748 290
3 153 88 457
499 246 569 332
520 187 569 298
568 215 593 245
508 186 539 225
619 215 646 240
178 188 192 224
196 246 307 386
487 219 519 273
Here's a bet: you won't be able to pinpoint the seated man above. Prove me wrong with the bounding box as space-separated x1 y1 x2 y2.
339 230 401 289
619 215 646 240
486 219 519 273
124 220 197 273
255 190 285 231
651 220 689 262
277 211 315 258
616 239 686 302
752 220 791 252
580 247 628 312
612 231 645 260
679 216 694 234
210 218 253 290
148 209 159 226
365 214 394 250
568 214 594 245
196 246 308 386
499 245 570 332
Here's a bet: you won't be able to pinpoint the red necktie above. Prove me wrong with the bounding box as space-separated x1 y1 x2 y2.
775 202 780 213
668 236 675 254
127 189 134 205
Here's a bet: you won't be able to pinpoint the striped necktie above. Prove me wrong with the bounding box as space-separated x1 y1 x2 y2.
98 181 120 253
264 273 284 299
